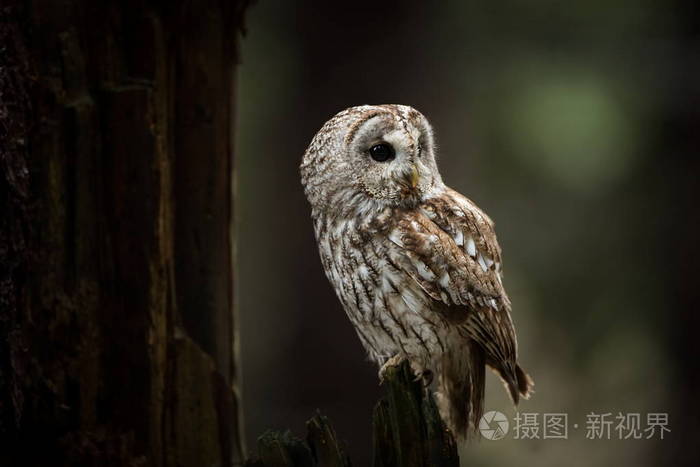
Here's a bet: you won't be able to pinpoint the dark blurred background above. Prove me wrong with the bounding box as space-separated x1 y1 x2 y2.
237 1 699 465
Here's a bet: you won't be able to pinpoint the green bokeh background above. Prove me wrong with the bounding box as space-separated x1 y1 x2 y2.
236 1 697 465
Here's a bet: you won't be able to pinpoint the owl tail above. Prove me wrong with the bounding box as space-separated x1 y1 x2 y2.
513 364 534 401
435 339 485 438
488 359 535 405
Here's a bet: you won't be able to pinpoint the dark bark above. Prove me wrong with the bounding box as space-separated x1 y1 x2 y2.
372 363 459 467
0 1 249 465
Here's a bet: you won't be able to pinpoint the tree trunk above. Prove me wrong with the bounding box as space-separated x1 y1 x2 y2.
0 1 248 465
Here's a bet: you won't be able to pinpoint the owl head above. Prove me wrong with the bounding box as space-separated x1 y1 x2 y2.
301 104 443 218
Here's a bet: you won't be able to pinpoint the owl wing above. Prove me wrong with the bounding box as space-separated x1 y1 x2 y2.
385 188 531 403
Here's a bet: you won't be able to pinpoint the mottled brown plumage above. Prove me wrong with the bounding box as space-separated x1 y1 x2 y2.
300 104 533 437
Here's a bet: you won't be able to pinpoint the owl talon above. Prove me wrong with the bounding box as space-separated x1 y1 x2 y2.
412 368 433 387
378 354 405 384
418 369 434 387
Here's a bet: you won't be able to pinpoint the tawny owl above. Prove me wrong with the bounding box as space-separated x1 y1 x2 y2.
300 104 533 437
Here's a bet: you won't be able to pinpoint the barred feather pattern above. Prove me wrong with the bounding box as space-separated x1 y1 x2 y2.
301 104 533 437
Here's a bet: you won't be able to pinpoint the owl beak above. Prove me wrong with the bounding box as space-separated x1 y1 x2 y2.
409 164 419 189
397 164 420 191
400 164 419 190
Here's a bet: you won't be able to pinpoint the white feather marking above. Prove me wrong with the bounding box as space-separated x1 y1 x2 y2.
388 230 404 247
439 272 450 288
466 237 476 257
453 229 464 246
478 254 488 272
484 255 494 269
414 260 435 280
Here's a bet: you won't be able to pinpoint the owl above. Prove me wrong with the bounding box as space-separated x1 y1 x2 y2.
300 104 533 437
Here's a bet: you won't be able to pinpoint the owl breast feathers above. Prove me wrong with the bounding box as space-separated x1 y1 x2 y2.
300 104 533 437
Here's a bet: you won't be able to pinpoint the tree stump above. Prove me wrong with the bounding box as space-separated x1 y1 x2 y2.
246 361 459 467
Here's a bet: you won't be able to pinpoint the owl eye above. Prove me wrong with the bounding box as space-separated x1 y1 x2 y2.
369 143 395 162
